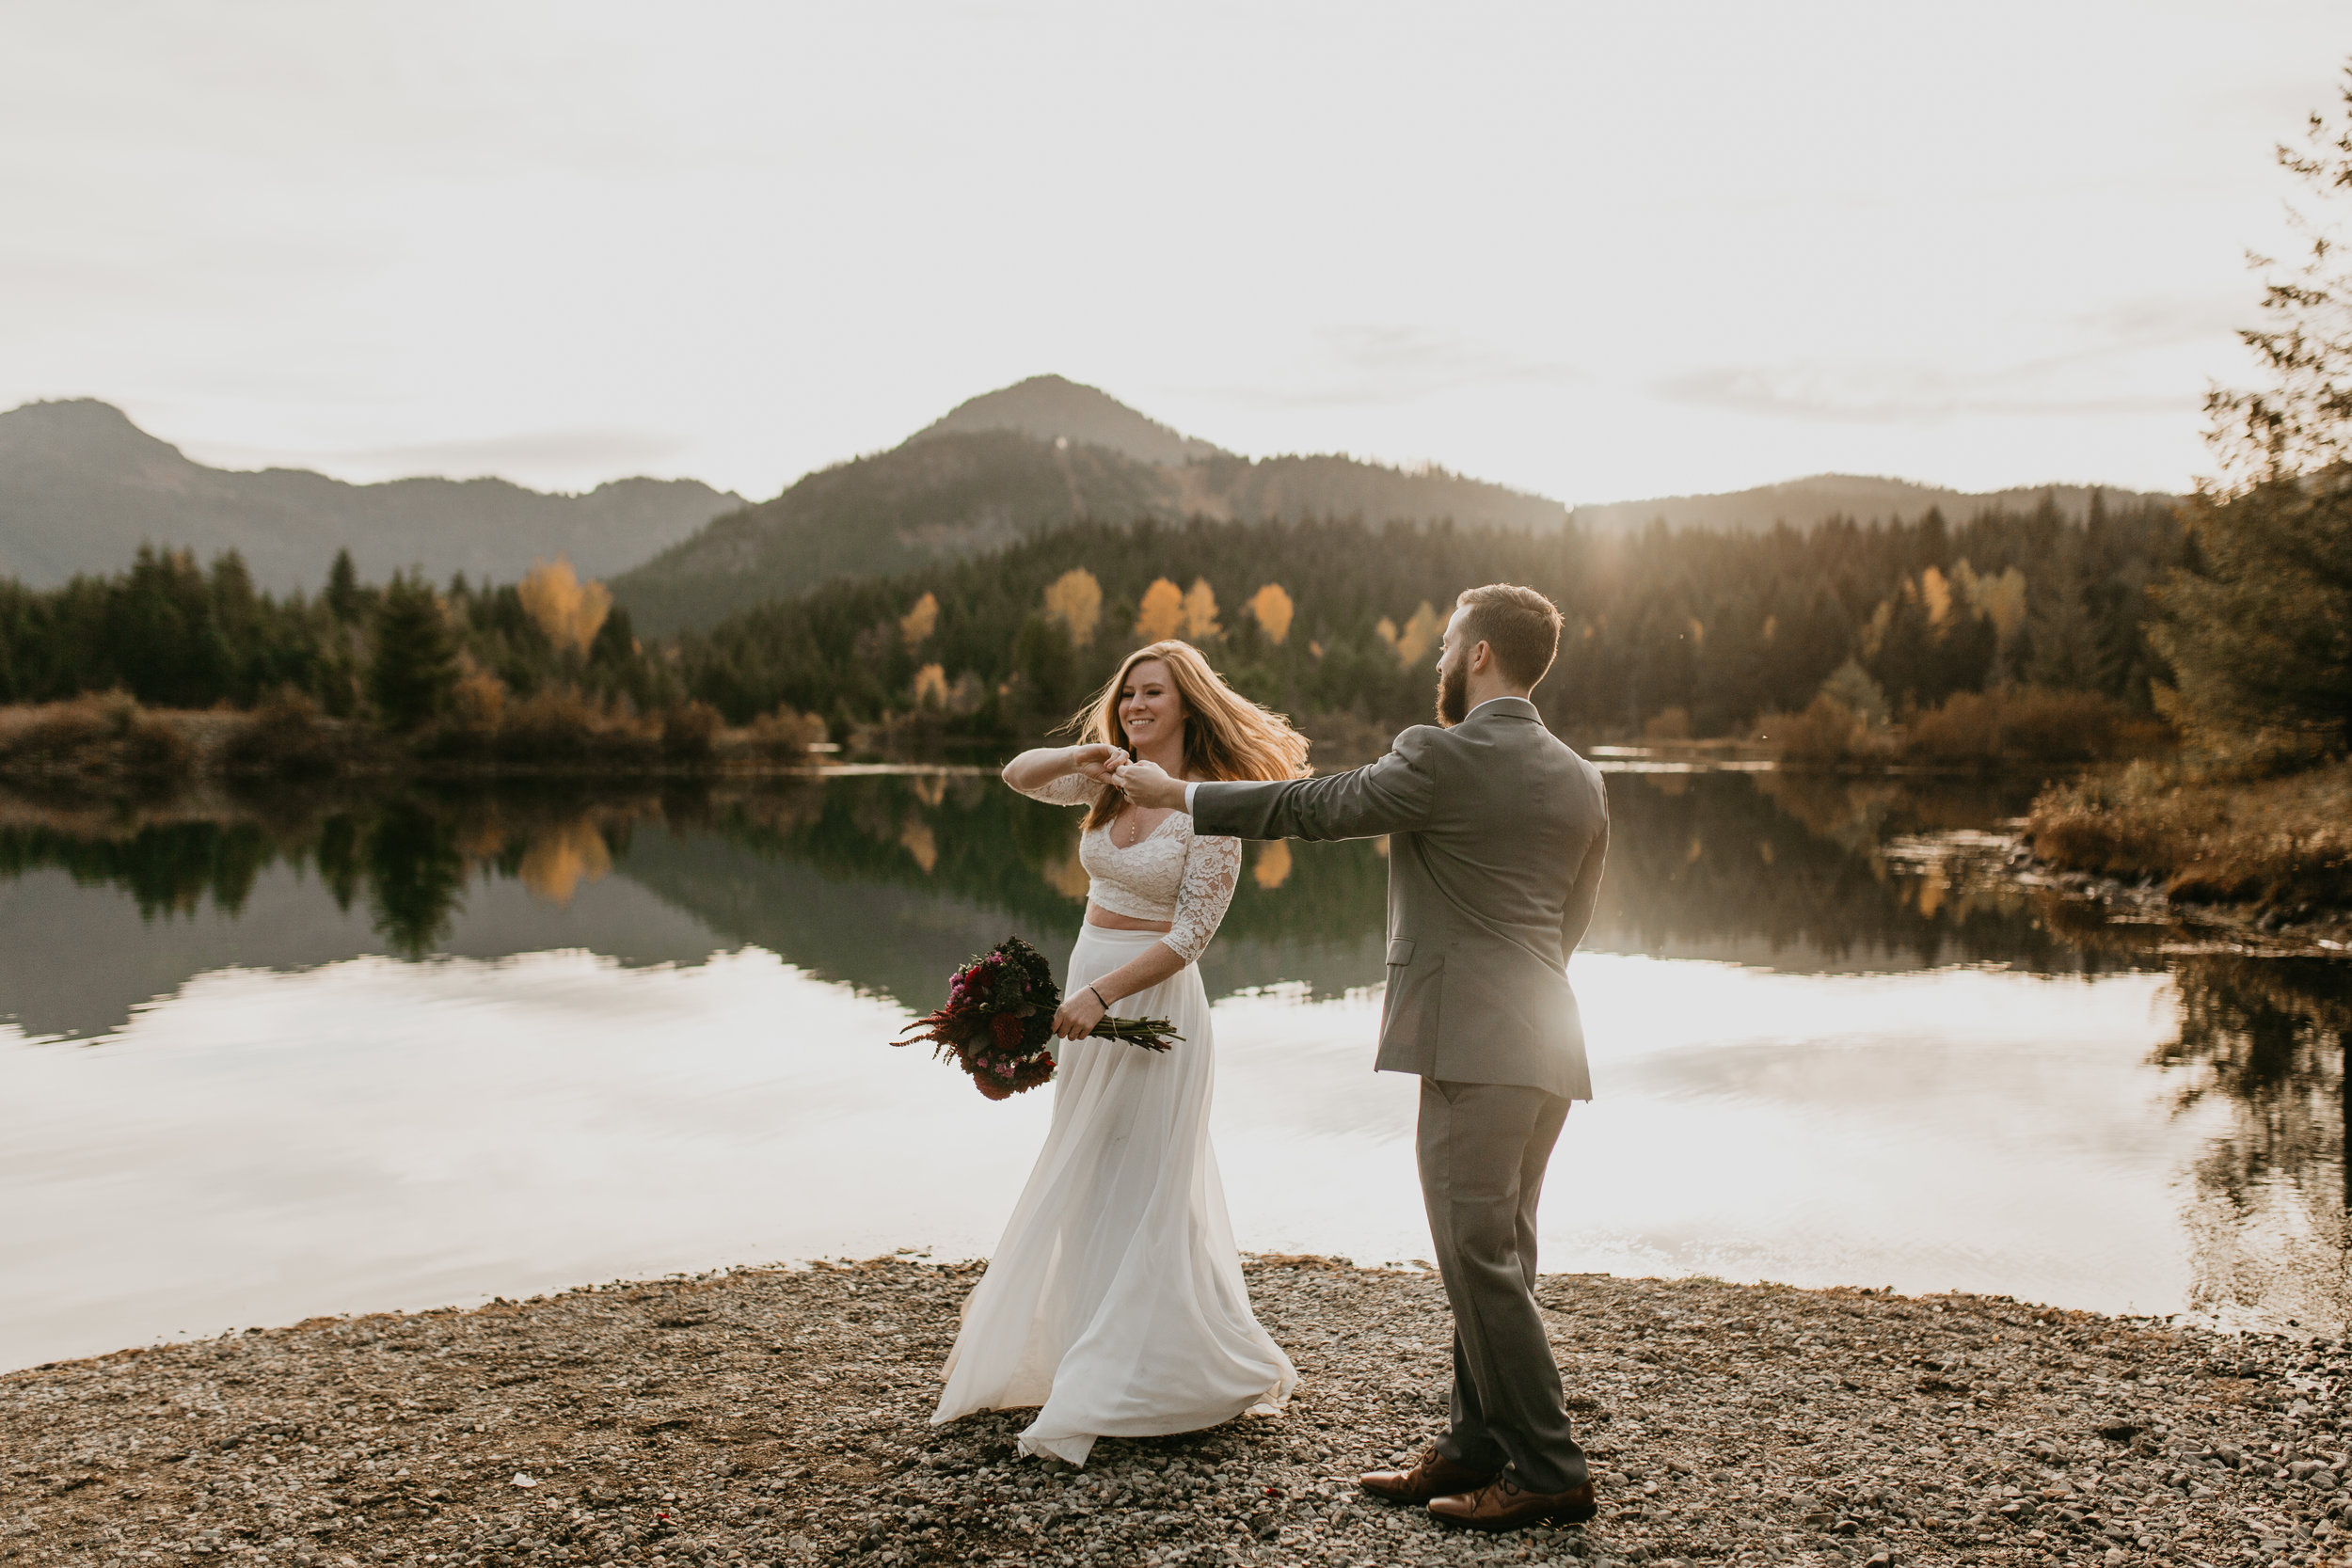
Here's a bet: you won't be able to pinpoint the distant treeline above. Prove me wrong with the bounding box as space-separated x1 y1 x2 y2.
0 546 675 720
678 495 2182 743
0 496 2180 756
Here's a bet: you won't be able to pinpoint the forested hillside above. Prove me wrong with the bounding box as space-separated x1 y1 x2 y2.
610 380 1566 635
677 495 2181 746
612 432 1181 637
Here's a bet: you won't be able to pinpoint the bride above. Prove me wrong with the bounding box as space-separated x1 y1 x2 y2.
932 639 1312 1465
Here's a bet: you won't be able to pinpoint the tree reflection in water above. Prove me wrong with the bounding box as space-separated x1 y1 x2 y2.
0 767 2198 991
0 784 671 966
2154 956 2352 1332
1587 769 2093 973
354 800 469 958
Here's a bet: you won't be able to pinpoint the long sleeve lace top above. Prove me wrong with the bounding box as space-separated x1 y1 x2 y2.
1013 771 1241 966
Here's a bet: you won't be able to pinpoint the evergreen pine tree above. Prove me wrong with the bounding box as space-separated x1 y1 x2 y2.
2153 63 2352 754
368 574 459 729
326 549 362 623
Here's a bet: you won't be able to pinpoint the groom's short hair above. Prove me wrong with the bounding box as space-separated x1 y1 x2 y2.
1455 583 1563 689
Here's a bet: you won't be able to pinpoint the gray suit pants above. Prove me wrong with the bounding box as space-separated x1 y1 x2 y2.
1417 1078 1586 1494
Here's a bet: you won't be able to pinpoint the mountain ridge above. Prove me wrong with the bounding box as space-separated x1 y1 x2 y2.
612 378 1572 634
0 399 744 593
1569 472 2177 533
0 387 2181 631
612 375 2177 635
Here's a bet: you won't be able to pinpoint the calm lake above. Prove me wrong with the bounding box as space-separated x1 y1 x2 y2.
2 764 2346 1371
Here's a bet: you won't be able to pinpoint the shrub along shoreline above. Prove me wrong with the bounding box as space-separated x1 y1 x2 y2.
1756 682 2170 769
0 680 2167 792
2026 758 2352 930
0 691 832 786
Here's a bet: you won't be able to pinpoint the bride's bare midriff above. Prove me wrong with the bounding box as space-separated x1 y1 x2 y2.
1085 904 1172 933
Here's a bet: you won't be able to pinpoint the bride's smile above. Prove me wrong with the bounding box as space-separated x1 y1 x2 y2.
1117 665 1183 759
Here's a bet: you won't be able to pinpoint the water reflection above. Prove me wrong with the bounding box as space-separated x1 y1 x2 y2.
2154 957 2352 1332
1592 770 2122 974
0 769 2156 1040
0 767 2347 1359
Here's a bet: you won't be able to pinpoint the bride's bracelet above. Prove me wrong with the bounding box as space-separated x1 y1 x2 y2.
1088 986 1110 1010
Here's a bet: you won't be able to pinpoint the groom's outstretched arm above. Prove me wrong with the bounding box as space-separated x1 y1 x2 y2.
1189 726 1439 843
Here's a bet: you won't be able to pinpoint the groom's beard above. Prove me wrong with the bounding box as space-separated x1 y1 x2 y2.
1435 658 1469 727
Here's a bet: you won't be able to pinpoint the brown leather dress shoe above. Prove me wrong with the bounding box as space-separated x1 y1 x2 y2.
1359 1446 1498 1505
1427 1471 1599 1530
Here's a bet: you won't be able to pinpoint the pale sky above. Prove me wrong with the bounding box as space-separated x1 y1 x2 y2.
7 1 2349 505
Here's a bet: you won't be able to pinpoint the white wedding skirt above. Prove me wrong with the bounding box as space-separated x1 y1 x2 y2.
931 925 1296 1465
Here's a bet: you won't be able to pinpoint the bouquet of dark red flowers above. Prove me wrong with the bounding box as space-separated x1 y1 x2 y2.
895 936 1180 1100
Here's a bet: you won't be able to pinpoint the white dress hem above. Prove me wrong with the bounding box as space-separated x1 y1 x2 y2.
930 924 1298 1467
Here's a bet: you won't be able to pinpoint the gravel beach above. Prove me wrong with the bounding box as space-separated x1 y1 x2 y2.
2 1258 2338 1568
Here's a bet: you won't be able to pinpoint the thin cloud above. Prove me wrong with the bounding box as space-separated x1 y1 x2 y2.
1660 295 2239 423
1657 363 2192 423
1203 325 1586 410
2060 293 2250 354
191 429 697 484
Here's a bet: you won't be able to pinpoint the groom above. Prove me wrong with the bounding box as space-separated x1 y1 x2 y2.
1116 583 1609 1531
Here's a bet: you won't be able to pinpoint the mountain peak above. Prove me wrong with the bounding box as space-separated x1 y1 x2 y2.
905 374 1225 467
0 398 195 467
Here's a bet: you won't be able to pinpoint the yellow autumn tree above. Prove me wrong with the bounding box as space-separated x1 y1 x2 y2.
1393 601 1444 665
1181 578 1220 639
911 663 950 709
1135 578 1184 641
516 556 612 658
1961 562 2028 642
1042 568 1103 648
1245 583 1294 645
899 592 939 650
1919 565 1954 628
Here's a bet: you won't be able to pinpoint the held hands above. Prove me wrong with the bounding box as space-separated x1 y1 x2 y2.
1069 743 1130 784
1051 985 1108 1040
1113 758 1186 810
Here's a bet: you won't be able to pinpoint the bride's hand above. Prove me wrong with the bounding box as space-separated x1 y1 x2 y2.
1112 758 1185 810
1052 987 1107 1040
1069 743 1129 784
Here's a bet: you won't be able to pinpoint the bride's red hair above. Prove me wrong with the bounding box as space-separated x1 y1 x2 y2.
1063 640 1311 832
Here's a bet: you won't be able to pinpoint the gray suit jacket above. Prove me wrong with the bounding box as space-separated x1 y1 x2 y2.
1191 697 1609 1101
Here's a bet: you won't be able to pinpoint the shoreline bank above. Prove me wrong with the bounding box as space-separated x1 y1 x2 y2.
1886 816 2352 957
1 1259 2337 1568
2024 760 2352 945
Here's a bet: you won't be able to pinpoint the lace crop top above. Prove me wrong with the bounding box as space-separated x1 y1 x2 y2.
1013 771 1241 966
